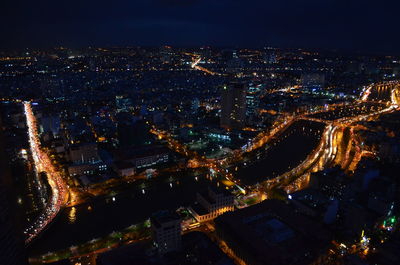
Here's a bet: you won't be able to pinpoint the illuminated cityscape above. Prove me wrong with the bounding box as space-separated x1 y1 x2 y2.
1 1 400 265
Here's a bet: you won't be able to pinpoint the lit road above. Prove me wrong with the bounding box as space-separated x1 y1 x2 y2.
361 84 372 101
261 81 400 194
152 81 400 197
188 55 220 76
24 102 69 244
243 115 296 153
150 82 400 196
261 124 337 193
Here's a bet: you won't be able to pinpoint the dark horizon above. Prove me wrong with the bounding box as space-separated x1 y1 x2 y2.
1 45 399 58
1 0 400 55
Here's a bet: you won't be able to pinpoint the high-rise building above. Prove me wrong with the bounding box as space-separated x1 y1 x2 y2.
116 120 135 147
226 50 244 76
220 81 247 130
151 210 182 255
246 83 262 118
116 115 151 147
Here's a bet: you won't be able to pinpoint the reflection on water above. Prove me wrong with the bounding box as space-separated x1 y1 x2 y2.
68 207 76 224
370 85 392 102
29 176 214 256
237 120 324 185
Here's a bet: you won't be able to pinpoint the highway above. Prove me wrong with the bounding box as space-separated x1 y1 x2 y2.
261 81 400 194
151 81 400 198
150 83 397 196
189 55 220 76
23 102 69 244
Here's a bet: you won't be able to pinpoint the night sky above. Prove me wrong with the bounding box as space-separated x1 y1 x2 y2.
1 0 399 53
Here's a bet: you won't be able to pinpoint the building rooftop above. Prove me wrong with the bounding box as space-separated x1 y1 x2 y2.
190 202 209 216
112 145 170 161
151 210 181 229
215 199 332 265
290 188 331 211
113 161 135 170
208 185 233 197
198 190 216 204
69 142 97 150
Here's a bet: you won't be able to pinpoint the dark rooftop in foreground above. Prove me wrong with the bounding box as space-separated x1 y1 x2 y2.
151 210 181 229
215 199 332 265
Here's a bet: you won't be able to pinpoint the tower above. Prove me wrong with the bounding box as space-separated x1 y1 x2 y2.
220 81 247 130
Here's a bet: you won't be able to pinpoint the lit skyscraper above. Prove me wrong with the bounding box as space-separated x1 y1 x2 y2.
220 81 247 130
246 83 262 118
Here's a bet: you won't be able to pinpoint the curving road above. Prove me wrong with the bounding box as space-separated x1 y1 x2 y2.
262 81 400 194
